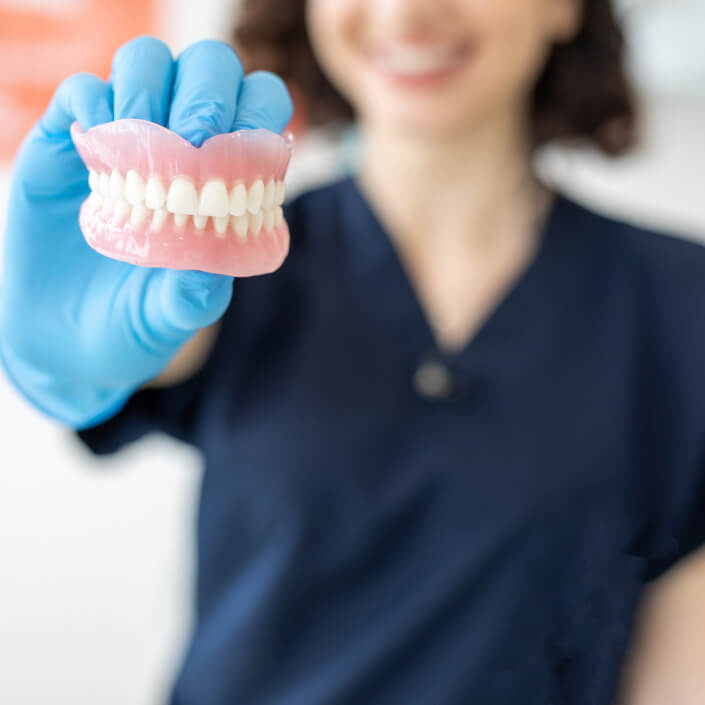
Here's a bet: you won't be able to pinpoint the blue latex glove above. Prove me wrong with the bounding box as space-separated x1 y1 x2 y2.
0 37 293 430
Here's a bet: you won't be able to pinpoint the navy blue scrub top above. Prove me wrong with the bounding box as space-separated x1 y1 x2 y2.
77 177 705 705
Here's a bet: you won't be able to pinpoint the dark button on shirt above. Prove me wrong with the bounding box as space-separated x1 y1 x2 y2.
77 177 705 705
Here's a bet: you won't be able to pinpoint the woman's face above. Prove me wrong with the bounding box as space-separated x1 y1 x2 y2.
305 0 582 137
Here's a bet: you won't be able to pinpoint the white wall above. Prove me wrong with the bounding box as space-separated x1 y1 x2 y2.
1 4 704 704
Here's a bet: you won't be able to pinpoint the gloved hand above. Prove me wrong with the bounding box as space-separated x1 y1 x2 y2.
0 37 293 430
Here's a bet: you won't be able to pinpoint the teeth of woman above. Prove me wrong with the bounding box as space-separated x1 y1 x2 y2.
145 176 167 209
113 198 130 223
233 214 249 241
250 210 264 237
229 183 248 217
152 208 168 231
99 172 111 198
263 179 276 210
125 170 146 205
130 203 149 227
275 181 286 206
214 215 229 238
247 179 264 214
88 170 99 192
167 177 198 215
193 214 208 232
198 179 230 217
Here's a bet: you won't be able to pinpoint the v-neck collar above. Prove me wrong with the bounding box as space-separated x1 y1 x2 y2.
336 175 576 376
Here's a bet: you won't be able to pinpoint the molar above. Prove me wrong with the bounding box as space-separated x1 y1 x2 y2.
275 181 286 206
198 179 229 217
167 177 198 215
88 170 99 192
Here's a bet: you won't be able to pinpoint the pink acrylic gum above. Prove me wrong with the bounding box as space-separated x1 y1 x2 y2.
70 118 294 277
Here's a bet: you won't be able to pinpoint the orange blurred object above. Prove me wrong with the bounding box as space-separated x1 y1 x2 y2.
0 0 156 161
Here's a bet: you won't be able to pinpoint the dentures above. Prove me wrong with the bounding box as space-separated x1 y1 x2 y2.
71 118 294 277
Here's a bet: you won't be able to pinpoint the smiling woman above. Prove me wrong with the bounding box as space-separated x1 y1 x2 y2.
233 0 636 154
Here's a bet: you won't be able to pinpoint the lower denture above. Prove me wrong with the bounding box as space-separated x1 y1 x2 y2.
71 118 294 277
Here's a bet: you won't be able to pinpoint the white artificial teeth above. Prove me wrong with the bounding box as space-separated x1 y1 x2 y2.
214 215 229 237
173 212 188 228
167 177 198 215
88 170 99 192
247 179 264 214
230 183 248 216
275 181 286 206
110 170 125 200
99 172 111 198
263 209 274 232
114 199 130 223
250 210 264 236
198 179 229 217
275 205 284 226
125 170 146 205
233 214 249 241
152 208 168 231
130 203 149 227
193 214 208 232
101 198 114 217
145 177 167 209
87 192 103 212
263 179 276 210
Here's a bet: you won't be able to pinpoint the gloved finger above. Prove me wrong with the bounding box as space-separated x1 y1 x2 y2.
110 36 175 124
232 71 294 133
168 39 243 147
142 269 235 340
40 73 113 135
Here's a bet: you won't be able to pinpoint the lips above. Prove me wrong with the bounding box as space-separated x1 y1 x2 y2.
70 119 294 277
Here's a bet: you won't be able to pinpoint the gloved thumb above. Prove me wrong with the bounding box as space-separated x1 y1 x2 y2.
142 269 234 345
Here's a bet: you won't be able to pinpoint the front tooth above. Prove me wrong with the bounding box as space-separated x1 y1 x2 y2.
275 205 284 226
263 179 276 210
173 212 188 228
101 198 114 217
130 203 149 227
152 208 168 231
198 179 229 217
87 192 103 212
145 177 167 209
233 214 249 241
99 172 111 197
167 177 198 215
275 181 286 206
214 215 229 237
250 210 264 236
114 199 130 223
193 214 208 232
247 179 264 214
110 170 125 200
125 170 146 205
263 209 275 232
88 170 99 192
229 183 247 216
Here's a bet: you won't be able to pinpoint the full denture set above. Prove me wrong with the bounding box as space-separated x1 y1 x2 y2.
71 118 294 276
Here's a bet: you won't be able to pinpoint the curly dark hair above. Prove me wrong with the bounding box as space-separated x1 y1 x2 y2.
233 0 637 155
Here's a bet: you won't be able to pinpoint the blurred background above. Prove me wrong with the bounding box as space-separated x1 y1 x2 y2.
0 0 704 703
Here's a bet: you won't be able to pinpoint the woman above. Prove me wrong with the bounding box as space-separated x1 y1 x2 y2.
2 0 705 703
